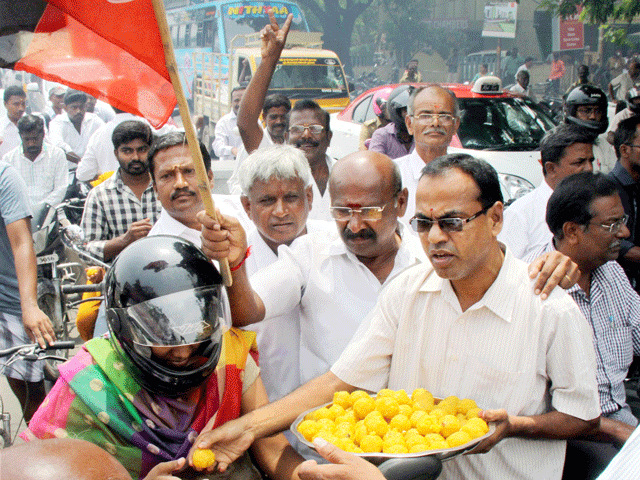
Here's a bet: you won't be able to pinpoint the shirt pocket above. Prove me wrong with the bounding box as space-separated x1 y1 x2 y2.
464 357 524 412
600 325 633 371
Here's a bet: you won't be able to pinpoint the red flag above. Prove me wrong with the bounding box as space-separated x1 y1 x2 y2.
14 0 176 127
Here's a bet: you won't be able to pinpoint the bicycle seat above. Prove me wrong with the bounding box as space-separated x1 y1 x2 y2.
378 456 443 480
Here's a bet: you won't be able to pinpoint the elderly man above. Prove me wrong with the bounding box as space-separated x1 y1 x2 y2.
196 154 600 480
395 85 460 223
3 114 68 208
535 172 639 479
610 115 640 291
49 90 104 165
499 124 595 259
81 120 159 262
609 58 640 102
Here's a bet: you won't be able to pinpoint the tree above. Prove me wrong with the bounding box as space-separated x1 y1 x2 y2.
296 0 374 75
540 0 640 45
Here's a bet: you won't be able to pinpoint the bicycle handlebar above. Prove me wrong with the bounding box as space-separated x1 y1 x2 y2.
62 283 103 294
0 341 76 358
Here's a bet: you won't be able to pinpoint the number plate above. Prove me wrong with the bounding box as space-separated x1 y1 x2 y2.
37 253 59 265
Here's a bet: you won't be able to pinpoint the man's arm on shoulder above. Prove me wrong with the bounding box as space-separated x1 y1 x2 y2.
237 11 293 154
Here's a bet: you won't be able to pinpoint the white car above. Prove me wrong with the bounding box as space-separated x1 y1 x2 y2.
329 77 559 204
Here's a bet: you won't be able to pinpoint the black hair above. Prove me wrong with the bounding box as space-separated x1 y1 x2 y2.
420 153 503 208
546 172 619 239
262 94 291 117
112 120 154 150
4 86 25 103
613 115 640 158
147 131 211 181
64 89 88 105
17 114 44 135
539 124 596 176
525 56 534 63
231 86 246 97
289 99 330 132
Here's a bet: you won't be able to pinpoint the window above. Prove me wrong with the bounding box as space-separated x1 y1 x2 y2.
352 95 373 123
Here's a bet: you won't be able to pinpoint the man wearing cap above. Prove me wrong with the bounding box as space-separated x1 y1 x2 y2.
43 86 66 123
49 90 104 165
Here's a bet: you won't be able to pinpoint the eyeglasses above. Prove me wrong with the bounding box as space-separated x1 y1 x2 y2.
412 113 455 125
409 207 489 234
330 204 388 221
589 214 629 234
288 124 325 136
625 144 640 149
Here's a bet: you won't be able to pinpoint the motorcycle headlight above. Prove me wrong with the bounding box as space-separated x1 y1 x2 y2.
499 174 534 206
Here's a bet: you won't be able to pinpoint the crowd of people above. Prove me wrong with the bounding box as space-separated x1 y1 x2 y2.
1 9 640 480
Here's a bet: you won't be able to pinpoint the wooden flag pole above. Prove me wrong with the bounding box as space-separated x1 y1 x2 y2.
151 0 232 286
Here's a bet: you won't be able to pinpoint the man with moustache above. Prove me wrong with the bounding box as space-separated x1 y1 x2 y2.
394 85 460 224
4 114 68 208
229 11 333 220
537 172 640 478
195 154 599 480
81 120 159 262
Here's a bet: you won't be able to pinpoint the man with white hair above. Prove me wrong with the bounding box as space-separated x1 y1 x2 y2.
238 144 332 403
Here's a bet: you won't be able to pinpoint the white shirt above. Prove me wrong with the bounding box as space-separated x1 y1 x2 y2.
597 425 640 480
509 83 537 102
0 116 20 159
148 207 202 246
307 155 335 222
49 111 104 158
91 100 116 124
394 150 426 227
607 107 634 136
498 180 553 259
76 113 178 182
251 224 425 386
332 250 600 480
212 111 243 162
3 142 68 207
593 134 617 174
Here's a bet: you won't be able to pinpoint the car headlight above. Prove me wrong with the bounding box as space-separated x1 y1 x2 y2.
499 173 534 206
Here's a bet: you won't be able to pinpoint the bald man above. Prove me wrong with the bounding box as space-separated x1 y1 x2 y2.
1 439 185 480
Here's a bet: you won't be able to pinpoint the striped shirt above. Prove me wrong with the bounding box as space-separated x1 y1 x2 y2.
537 242 640 425
332 249 600 480
81 170 160 261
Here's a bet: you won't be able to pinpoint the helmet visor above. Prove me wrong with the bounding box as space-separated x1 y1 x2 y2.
124 286 224 346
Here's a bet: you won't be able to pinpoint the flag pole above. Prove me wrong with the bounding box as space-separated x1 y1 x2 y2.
151 0 232 286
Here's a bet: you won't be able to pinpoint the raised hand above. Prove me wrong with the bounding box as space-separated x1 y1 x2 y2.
259 9 293 60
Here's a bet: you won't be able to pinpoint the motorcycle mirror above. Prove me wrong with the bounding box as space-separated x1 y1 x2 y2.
62 224 86 248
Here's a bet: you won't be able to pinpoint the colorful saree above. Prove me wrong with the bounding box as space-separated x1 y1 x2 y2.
22 328 258 479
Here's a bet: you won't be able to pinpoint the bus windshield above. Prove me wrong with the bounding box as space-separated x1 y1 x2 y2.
222 2 308 47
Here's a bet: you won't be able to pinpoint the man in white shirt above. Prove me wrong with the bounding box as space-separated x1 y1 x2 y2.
85 95 116 124
43 86 65 124
509 69 537 101
49 90 104 166
0 86 27 159
3 114 67 208
212 86 245 161
395 85 460 224
499 124 595 259
196 154 600 480
608 58 640 102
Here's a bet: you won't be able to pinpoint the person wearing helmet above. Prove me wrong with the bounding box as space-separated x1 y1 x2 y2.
368 84 414 159
22 235 306 480
358 86 392 150
564 84 617 172
607 87 640 146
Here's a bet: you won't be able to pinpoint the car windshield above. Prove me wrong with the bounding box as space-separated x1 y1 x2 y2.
268 62 348 98
457 97 557 151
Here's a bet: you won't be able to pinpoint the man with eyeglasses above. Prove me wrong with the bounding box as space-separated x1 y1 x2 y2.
196 153 598 480
610 115 640 292
535 172 639 479
394 85 461 225
498 124 595 260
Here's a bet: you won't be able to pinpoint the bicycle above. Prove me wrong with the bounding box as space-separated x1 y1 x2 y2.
0 341 75 448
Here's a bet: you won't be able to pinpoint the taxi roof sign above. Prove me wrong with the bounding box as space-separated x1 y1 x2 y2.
471 76 502 95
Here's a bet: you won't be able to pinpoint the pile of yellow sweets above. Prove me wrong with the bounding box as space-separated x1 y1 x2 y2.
296 388 489 454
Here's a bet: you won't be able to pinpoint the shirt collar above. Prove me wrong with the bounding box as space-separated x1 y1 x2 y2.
611 161 636 187
419 246 517 322
156 208 201 246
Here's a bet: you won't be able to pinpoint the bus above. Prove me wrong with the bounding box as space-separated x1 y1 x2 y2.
164 0 350 112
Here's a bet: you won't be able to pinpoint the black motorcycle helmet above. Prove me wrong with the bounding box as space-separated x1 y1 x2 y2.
564 84 608 134
627 87 640 114
387 84 414 134
105 235 226 397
